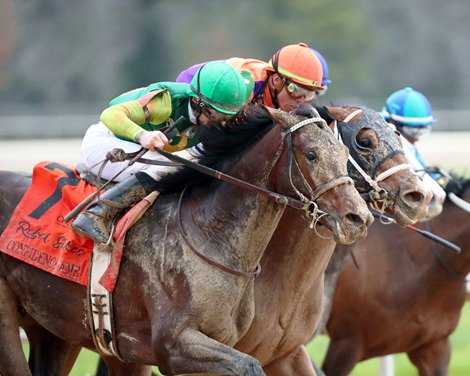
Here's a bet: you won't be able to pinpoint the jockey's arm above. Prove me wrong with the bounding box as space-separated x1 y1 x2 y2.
100 92 172 151
100 92 172 142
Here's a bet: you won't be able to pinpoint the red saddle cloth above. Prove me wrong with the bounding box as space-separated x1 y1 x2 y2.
0 161 97 285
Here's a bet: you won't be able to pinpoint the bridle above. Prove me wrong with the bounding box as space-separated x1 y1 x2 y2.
333 108 415 220
176 115 354 277
282 117 354 230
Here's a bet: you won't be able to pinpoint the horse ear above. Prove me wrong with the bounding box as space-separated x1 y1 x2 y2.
263 106 295 129
325 106 361 123
324 105 344 120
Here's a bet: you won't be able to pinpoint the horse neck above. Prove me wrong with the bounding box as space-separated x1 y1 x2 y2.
260 207 337 288
190 127 289 272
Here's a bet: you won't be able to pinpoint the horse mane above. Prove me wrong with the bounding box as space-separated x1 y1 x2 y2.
154 104 275 193
445 173 470 199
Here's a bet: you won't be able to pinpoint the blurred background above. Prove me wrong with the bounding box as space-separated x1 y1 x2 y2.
1 1 469 374
1 0 470 139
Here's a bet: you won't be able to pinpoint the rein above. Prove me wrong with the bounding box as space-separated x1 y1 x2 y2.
177 186 261 278
166 116 352 277
157 116 352 221
155 146 313 212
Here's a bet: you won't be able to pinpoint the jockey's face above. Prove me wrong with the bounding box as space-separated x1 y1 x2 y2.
197 104 235 128
397 124 432 143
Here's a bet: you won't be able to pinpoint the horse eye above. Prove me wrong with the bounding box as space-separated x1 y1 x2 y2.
305 151 318 161
357 137 373 149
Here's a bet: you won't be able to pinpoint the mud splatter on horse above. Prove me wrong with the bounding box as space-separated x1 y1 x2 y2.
0 106 370 376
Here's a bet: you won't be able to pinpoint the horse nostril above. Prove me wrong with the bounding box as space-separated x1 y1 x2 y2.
403 190 424 203
346 213 365 228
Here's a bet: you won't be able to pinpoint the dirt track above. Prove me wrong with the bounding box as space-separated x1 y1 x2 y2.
1 132 469 173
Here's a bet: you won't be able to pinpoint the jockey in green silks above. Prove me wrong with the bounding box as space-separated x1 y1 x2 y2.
72 61 253 244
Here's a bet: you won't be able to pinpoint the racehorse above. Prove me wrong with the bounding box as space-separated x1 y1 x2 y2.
0 106 372 376
322 175 470 376
99 105 432 376
230 105 431 376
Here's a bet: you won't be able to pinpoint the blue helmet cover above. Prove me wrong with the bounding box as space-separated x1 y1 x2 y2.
310 48 332 85
381 87 437 127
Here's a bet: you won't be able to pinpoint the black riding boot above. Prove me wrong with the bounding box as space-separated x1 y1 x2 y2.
72 172 157 243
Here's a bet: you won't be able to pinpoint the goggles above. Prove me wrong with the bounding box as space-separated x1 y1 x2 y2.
283 78 318 101
202 103 237 125
398 124 432 140
317 85 328 97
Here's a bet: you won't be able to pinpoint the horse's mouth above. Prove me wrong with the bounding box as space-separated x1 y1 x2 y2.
322 214 371 245
390 180 433 226
392 200 430 226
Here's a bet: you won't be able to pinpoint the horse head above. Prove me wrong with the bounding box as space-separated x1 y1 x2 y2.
263 106 373 244
319 105 432 226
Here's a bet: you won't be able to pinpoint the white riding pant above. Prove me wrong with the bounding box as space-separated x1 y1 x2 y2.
81 122 200 182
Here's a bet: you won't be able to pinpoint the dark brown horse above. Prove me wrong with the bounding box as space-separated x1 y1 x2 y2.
322 175 470 376
0 107 371 376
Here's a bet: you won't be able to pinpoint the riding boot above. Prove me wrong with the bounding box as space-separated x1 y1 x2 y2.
72 172 157 244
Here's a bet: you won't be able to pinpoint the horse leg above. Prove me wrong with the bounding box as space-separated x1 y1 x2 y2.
156 328 264 376
263 346 317 376
24 324 81 376
0 274 31 376
321 337 363 376
407 337 451 376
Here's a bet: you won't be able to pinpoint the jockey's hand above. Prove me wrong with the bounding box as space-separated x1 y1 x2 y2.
137 130 169 152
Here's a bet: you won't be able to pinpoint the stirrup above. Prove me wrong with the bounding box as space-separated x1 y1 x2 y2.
100 222 116 251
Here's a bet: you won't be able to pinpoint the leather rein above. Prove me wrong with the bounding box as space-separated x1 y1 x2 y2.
134 117 352 278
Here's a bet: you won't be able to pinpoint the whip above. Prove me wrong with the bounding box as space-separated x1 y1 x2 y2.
372 212 461 254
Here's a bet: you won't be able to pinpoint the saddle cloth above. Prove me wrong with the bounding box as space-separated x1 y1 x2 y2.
0 161 97 285
0 161 152 291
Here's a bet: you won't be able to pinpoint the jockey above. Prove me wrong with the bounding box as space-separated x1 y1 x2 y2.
72 61 253 244
310 47 332 96
381 87 446 216
176 43 324 113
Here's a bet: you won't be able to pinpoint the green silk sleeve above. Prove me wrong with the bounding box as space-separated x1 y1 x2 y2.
99 91 173 142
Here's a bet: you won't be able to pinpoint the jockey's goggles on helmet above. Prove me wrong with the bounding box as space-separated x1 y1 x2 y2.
282 77 317 101
202 103 237 124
